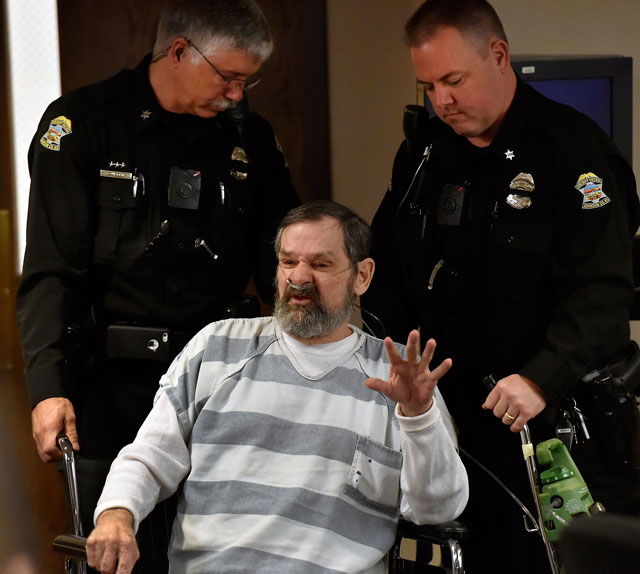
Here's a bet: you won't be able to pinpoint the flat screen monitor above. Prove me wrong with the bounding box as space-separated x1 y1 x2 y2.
512 56 632 164
527 77 612 135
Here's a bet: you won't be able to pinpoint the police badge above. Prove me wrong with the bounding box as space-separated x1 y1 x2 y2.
230 146 248 180
231 146 249 164
507 172 535 209
575 172 610 209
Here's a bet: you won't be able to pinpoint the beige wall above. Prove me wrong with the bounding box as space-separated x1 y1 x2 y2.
327 0 418 223
328 0 640 222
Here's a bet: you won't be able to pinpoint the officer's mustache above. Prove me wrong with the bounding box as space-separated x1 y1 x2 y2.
212 98 234 110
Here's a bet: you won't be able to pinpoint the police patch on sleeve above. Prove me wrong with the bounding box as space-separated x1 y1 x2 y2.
575 172 610 209
40 116 72 151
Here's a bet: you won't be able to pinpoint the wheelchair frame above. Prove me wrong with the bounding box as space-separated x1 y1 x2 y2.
53 434 468 573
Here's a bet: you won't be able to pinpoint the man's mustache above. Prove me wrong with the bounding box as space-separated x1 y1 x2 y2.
285 284 318 302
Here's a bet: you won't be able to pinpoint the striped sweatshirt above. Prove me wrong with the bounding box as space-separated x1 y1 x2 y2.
95 317 468 573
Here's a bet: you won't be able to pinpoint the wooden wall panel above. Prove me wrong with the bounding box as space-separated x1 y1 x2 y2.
0 371 69 574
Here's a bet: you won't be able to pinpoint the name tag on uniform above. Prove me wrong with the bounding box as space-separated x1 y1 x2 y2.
100 169 133 180
99 169 145 197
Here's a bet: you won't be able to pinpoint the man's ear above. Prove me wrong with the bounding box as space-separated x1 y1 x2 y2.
168 37 190 65
353 258 375 297
490 38 510 72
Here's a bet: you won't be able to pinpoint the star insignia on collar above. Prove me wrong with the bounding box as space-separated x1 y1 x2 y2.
505 149 515 160
140 110 152 120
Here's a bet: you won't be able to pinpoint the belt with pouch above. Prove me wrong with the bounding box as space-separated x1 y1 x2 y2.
105 325 194 362
103 295 261 361
581 340 640 397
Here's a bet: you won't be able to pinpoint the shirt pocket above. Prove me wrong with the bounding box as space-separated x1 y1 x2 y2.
484 221 553 302
344 434 403 518
95 177 147 259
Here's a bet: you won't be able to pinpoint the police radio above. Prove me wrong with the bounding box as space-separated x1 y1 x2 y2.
398 105 471 227
396 105 432 217
403 104 431 161
225 95 250 146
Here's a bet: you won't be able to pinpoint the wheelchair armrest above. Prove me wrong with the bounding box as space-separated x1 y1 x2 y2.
397 519 469 543
53 533 88 561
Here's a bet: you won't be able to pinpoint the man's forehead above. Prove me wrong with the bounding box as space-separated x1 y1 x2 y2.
203 47 261 75
279 218 347 257
278 247 340 260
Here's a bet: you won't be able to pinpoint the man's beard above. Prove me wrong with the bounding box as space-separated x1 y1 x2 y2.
273 278 356 339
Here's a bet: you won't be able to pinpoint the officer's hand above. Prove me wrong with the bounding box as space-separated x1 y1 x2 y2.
366 331 452 417
482 374 546 432
87 508 139 574
31 397 79 463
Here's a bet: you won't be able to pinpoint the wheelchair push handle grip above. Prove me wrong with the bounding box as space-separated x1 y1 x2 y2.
483 374 497 391
57 433 74 456
56 433 84 537
53 533 88 561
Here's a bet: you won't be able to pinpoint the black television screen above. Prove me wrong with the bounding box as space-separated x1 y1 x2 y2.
511 56 633 164
527 77 612 136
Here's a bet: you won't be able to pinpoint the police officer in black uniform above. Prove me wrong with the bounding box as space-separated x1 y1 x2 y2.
362 1 640 572
17 1 299 571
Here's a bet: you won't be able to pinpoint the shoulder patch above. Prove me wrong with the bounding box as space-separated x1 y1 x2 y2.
40 115 72 151
575 172 610 210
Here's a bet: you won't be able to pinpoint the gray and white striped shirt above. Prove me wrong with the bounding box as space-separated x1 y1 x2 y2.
95 317 468 573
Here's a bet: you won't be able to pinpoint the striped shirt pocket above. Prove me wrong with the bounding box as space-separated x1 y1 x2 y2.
344 434 402 517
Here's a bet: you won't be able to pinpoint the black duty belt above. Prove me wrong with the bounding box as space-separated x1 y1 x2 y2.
103 295 262 362
105 325 194 362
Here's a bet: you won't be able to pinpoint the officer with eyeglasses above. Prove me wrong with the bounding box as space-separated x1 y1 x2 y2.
17 1 299 572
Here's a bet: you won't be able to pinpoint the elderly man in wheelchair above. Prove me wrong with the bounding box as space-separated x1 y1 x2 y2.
63 201 468 574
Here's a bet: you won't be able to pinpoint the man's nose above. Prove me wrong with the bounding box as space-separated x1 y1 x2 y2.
431 86 454 108
287 264 314 288
225 83 245 102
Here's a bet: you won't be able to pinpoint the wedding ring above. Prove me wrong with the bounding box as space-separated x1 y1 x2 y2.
503 412 516 421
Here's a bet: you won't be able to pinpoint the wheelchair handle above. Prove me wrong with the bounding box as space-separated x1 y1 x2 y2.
53 533 88 561
484 376 560 574
56 433 84 537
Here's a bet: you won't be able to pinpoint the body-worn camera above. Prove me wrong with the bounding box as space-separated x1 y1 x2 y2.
437 183 471 226
168 167 201 210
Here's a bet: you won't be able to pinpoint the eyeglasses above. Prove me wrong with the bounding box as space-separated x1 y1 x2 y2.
187 39 262 91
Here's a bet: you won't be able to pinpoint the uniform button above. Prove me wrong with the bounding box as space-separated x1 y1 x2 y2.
507 235 515 244
113 196 121 203
177 242 184 250
169 284 179 294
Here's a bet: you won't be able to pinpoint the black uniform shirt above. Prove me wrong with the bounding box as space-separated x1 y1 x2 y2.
17 56 299 407
364 79 640 405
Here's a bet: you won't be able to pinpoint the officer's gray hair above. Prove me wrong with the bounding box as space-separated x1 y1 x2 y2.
274 201 372 268
405 0 507 56
153 0 273 63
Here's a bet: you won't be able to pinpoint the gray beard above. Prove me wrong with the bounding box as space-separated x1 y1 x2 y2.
273 281 355 340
